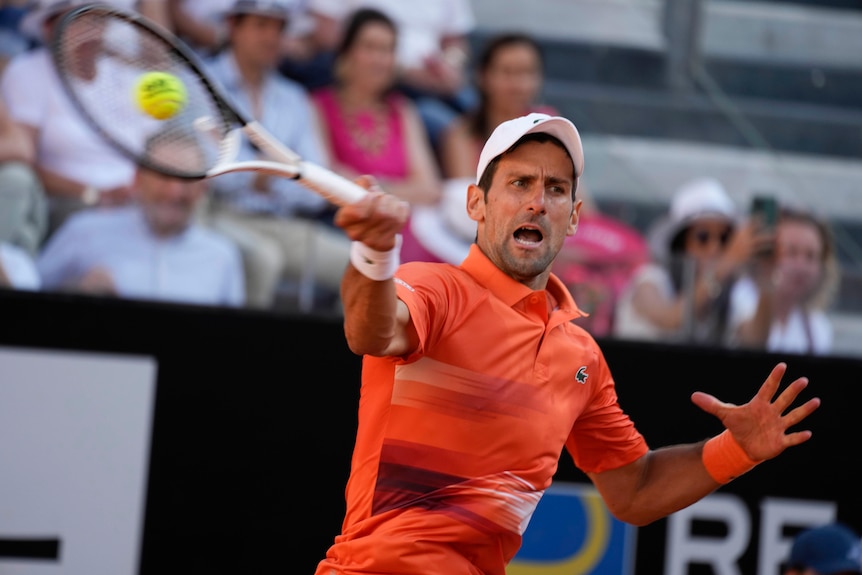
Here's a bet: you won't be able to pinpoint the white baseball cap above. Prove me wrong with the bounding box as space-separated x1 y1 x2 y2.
645 176 739 259
476 113 585 184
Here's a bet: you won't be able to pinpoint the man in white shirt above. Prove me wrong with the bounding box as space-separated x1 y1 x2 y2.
37 134 245 307
2 0 173 238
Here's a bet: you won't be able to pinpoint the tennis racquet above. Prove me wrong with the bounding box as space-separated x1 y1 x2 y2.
50 3 367 207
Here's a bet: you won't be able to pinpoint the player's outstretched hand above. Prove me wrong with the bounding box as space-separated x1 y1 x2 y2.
334 175 410 252
690 362 820 462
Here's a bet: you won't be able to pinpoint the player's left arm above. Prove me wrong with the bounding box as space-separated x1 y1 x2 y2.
587 362 820 526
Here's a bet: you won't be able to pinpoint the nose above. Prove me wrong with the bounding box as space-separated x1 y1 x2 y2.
524 183 547 214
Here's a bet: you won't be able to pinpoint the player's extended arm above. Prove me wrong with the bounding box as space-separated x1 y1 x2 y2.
335 179 417 358
587 362 820 526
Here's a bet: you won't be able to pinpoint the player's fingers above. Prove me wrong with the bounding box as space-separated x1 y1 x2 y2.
772 376 810 413
781 396 821 429
353 174 380 192
783 429 814 448
690 391 730 417
754 362 787 402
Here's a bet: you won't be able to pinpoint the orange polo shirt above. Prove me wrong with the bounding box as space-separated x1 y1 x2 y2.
316 245 648 575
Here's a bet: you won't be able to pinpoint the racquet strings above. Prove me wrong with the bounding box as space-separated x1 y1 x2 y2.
52 7 233 179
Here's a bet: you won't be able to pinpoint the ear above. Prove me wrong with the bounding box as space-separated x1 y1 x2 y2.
567 199 582 237
466 183 484 223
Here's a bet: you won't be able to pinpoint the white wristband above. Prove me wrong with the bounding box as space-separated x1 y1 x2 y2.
350 235 402 281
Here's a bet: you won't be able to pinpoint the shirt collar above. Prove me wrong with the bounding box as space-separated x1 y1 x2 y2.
459 244 584 316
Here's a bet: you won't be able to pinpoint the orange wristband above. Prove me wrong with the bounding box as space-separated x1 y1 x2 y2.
702 430 760 484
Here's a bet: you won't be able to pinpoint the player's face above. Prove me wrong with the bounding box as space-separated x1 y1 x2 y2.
468 140 579 289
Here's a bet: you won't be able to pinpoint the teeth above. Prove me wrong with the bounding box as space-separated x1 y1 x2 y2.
515 237 540 246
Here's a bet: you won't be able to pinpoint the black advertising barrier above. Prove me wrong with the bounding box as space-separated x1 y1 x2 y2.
0 289 858 575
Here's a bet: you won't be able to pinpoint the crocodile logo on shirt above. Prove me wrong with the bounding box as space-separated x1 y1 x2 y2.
576 366 588 384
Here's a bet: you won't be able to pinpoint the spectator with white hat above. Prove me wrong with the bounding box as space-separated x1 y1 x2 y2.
614 176 769 345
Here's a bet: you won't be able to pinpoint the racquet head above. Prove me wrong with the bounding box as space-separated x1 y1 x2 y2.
51 3 242 180
52 3 368 206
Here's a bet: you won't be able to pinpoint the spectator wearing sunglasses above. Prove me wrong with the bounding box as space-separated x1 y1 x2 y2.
613 177 768 345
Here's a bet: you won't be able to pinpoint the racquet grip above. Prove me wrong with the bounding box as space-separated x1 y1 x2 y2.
299 162 367 206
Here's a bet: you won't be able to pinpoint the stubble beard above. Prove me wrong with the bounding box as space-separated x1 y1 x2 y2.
499 241 555 283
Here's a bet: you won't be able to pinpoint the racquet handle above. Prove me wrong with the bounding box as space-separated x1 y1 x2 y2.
298 162 368 206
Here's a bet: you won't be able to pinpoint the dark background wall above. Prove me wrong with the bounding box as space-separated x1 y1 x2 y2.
1 289 858 575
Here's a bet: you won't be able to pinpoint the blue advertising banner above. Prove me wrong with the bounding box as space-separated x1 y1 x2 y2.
509 482 636 575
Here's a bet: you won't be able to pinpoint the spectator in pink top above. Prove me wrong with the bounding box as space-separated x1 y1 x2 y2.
310 7 440 207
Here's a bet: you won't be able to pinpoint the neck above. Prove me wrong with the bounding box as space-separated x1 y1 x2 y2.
233 53 266 89
336 84 385 110
771 292 802 323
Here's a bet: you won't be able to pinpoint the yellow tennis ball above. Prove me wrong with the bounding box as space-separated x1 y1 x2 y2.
134 71 187 120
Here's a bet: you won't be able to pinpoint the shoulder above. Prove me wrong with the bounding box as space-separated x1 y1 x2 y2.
309 86 335 113
1 49 49 96
631 262 671 288
807 309 833 337
4 49 46 75
440 114 474 149
395 261 476 298
561 317 604 348
60 207 130 234
270 72 312 99
392 94 424 128
445 114 471 135
310 85 332 102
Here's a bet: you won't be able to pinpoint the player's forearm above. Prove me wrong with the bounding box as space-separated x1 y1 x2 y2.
341 266 400 356
592 443 723 527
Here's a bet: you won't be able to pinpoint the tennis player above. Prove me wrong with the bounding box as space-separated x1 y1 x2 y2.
318 112 820 575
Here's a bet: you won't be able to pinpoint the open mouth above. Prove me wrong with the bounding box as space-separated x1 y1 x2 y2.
514 226 543 246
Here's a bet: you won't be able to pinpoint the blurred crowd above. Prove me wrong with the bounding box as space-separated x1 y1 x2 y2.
0 0 844 357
